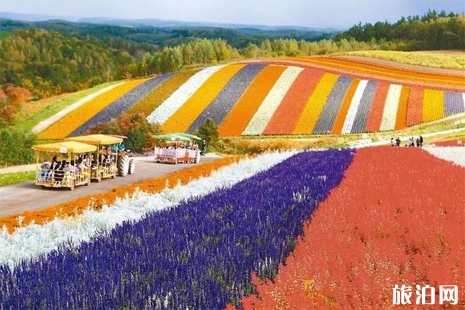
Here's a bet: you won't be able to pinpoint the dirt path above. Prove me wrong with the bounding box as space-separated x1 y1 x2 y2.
0 155 220 217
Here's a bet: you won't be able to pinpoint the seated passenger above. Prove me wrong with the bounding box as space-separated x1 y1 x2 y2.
54 160 67 182
38 159 51 180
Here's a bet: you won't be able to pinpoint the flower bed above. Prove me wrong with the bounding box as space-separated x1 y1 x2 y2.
71 75 173 135
129 70 199 116
291 56 465 90
365 81 390 132
341 80 368 134
187 63 266 133
240 147 465 309
39 79 146 140
292 73 339 135
350 80 377 133
423 89 444 122
312 75 352 134
406 86 424 126
332 79 360 134
218 65 286 136
0 156 241 234
161 64 245 133
243 66 303 135
0 149 354 309
146 66 224 125
379 84 402 131
263 68 325 135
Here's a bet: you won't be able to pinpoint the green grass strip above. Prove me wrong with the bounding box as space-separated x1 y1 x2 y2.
0 171 36 187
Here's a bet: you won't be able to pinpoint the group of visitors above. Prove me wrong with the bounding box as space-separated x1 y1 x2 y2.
390 135 423 147
38 156 67 181
37 153 93 182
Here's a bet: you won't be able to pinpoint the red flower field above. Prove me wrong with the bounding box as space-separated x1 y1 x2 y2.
240 147 465 308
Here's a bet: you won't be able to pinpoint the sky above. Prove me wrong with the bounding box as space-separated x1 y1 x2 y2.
2 0 464 29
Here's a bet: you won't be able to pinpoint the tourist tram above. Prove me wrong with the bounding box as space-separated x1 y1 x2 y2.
33 141 97 190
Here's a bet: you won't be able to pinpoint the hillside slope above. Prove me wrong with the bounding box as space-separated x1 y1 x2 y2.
37 55 465 139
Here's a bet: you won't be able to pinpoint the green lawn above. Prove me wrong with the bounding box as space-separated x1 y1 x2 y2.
0 171 36 187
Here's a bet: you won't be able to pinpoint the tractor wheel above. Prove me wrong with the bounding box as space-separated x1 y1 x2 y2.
128 159 136 175
118 155 129 176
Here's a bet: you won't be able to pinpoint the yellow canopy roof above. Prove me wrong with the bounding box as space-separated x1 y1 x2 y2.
32 141 97 153
64 134 123 145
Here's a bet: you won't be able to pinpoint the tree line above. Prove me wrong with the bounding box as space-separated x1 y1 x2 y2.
0 10 463 120
335 10 465 50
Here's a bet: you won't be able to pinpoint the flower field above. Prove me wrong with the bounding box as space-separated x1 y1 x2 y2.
34 56 465 139
1 146 463 308
240 146 465 309
38 79 148 140
1 149 354 308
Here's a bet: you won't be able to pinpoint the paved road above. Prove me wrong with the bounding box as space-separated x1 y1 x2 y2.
0 155 220 217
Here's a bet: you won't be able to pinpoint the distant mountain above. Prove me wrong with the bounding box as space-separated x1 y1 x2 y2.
0 11 79 22
0 11 341 32
78 17 341 32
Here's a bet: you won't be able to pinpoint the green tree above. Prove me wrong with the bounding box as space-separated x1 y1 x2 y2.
0 128 36 165
87 112 162 153
194 118 219 151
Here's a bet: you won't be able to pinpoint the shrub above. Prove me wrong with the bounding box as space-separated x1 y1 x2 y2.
0 128 36 165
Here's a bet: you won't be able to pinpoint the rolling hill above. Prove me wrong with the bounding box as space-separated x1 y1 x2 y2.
37 55 465 140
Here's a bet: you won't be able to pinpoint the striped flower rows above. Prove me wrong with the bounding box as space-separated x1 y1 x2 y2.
38 79 147 140
312 75 352 134
146 65 225 124
141 61 465 136
218 65 286 136
128 70 199 116
243 66 303 135
161 64 246 133
0 149 354 309
31 82 124 134
0 151 296 267
263 68 325 135
71 75 173 136
292 72 339 134
187 63 266 133
36 58 465 139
